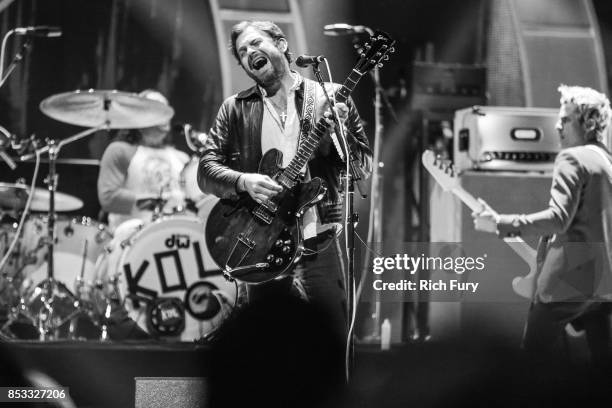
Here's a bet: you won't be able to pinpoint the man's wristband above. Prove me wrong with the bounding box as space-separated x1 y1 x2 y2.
235 174 246 193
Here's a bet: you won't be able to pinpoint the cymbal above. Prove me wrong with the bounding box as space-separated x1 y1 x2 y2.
0 182 27 210
30 188 83 212
0 183 83 212
40 89 175 129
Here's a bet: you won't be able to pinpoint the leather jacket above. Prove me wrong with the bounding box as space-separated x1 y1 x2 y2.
197 75 372 222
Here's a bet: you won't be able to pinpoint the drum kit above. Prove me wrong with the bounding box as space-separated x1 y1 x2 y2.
0 90 235 342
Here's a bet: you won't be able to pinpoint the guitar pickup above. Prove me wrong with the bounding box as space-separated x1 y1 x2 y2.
253 207 273 224
261 199 278 213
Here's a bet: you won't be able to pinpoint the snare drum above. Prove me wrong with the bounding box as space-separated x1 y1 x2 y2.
21 216 112 290
99 211 235 341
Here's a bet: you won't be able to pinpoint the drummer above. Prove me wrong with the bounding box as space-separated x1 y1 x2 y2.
97 89 190 231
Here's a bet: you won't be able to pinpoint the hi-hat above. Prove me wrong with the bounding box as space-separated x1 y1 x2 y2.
0 183 83 212
0 182 27 210
40 89 174 129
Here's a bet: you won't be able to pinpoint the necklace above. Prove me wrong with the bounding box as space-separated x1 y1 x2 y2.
267 97 287 127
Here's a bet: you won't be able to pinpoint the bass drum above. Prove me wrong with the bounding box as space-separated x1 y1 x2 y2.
109 207 234 341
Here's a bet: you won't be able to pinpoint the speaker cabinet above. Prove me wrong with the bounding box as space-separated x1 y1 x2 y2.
428 171 551 343
486 0 607 107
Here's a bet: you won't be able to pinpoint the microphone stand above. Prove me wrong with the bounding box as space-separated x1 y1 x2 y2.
324 25 391 345
0 36 33 88
356 62 385 343
0 36 33 168
25 124 107 340
311 62 365 379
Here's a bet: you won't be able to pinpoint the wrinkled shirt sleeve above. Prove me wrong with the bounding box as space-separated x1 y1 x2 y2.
97 142 137 214
197 99 243 199
497 150 585 237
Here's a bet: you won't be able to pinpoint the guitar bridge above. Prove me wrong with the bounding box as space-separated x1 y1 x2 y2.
237 233 255 249
224 233 255 271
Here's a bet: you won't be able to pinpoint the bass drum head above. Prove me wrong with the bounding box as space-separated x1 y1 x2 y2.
117 213 235 341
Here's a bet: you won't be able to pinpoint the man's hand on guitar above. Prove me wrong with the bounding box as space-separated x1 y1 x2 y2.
323 102 349 128
237 173 283 204
472 198 500 234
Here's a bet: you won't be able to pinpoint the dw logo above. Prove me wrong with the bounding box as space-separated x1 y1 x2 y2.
165 234 191 249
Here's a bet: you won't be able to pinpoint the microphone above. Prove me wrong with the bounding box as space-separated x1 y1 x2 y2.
295 55 325 68
323 23 372 36
14 26 62 38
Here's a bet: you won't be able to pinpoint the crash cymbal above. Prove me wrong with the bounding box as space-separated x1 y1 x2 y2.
30 188 83 212
40 89 174 129
0 182 27 210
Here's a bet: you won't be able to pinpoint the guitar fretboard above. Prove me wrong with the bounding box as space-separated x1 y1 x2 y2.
276 69 363 186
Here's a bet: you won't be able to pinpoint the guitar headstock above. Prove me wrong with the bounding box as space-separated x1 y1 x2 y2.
421 150 460 192
354 31 396 75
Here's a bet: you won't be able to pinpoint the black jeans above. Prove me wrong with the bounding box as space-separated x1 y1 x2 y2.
246 236 347 342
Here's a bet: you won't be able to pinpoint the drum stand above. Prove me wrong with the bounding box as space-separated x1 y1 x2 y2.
21 126 105 340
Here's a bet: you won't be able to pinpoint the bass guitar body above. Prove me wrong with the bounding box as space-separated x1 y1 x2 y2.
205 149 326 284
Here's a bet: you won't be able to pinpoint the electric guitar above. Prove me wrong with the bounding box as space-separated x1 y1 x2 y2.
421 150 538 299
205 33 396 284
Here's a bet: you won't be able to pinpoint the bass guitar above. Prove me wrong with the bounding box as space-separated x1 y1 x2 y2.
206 33 396 284
421 150 538 299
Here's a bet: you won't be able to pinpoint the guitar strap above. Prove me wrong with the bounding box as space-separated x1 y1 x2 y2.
299 78 345 160
299 78 316 148
299 79 319 239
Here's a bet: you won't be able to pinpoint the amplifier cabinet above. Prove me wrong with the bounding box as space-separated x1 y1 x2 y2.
428 171 551 343
454 106 560 172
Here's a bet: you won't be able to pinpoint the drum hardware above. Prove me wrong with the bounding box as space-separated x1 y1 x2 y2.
0 89 181 341
10 88 176 340
0 296 37 340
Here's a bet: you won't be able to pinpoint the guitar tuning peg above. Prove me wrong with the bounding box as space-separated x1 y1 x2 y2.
390 47 396 53
384 55 389 61
360 53 366 58
377 63 384 68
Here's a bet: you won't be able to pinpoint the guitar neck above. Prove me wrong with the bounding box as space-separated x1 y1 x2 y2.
277 70 363 186
450 185 537 263
450 186 482 214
